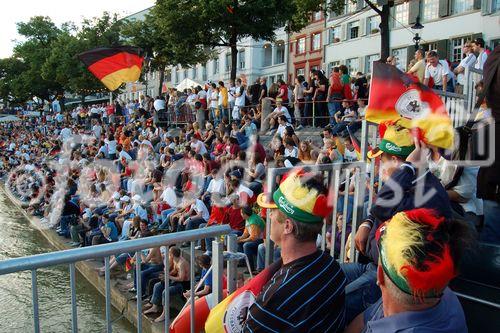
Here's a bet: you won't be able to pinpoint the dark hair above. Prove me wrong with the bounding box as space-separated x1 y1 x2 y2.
218 81 225 87
473 37 485 48
278 115 287 123
197 254 211 268
195 101 202 109
211 83 217 89
170 246 181 257
427 50 439 58
242 206 253 217
339 65 348 74
333 66 340 73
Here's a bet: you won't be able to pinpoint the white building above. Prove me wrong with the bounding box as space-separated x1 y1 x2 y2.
170 27 288 88
324 0 500 76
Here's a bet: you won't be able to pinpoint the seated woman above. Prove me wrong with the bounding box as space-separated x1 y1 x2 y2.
237 206 265 272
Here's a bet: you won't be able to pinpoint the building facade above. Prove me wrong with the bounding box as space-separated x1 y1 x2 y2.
119 1 500 98
324 0 500 76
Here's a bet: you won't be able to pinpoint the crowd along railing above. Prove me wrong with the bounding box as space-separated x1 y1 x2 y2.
0 225 232 333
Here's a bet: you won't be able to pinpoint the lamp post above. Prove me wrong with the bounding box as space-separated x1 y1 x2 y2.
411 14 424 50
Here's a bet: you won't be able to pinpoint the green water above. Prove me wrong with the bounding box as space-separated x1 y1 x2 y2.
0 190 134 333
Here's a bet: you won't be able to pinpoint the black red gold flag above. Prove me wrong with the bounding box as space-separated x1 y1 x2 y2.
77 46 144 91
366 62 453 149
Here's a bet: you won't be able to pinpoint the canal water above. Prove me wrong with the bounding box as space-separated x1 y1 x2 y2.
0 190 134 332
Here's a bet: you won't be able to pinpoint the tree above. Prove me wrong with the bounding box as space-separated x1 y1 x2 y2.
42 12 124 102
13 16 63 103
0 57 30 105
365 0 393 61
148 0 344 81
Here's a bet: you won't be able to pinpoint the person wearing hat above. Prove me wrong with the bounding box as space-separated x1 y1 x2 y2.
243 169 346 332
341 122 453 323
345 209 471 333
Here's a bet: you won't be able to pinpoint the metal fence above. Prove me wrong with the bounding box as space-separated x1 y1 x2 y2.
0 225 232 333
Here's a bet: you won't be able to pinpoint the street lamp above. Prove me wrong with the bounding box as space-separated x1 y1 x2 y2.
411 16 424 50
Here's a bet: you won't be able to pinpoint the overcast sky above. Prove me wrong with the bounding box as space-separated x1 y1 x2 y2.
0 0 155 58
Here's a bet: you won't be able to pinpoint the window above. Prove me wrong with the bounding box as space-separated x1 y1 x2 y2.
451 37 467 63
202 66 207 81
392 48 408 71
275 42 285 64
225 53 232 72
365 54 379 74
423 42 438 52
327 61 341 75
313 11 322 21
297 37 306 54
213 58 219 74
452 0 474 14
277 74 284 82
269 75 276 84
346 0 357 13
348 21 359 40
330 26 341 43
239 50 246 69
423 0 439 21
394 3 409 26
346 58 360 76
311 33 321 51
368 16 380 34
296 68 305 77
263 44 272 67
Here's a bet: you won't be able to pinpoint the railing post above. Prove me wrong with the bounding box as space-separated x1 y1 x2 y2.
340 168 351 263
104 257 112 333
212 240 224 303
312 101 316 128
189 242 195 333
265 169 276 267
31 269 40 333
135 252 142 333
69 263 78 333
226 234 238 294
162 246 170 333
330 168 341 258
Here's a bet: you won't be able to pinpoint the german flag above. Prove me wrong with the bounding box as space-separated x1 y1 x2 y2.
78 46 144 91
366 62 453 149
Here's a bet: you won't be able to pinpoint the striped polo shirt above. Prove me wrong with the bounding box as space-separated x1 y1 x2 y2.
243 250 347 332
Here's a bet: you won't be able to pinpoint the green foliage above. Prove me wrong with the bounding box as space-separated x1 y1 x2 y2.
0 57 30 105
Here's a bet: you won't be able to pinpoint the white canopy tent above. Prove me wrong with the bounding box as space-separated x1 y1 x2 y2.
176 78 201 91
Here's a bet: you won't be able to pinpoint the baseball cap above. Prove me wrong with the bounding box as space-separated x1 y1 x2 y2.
367 122 415 159
256 168 332 223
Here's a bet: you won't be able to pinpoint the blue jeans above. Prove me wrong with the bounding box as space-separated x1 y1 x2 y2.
158 208 176 230
481 200 500 244
256 243 281 271
59 215 76 238
184 217 206 231
238 239 263 271
327 101 341 127
134 263 164 296
151 281 187 306
340 262 380 324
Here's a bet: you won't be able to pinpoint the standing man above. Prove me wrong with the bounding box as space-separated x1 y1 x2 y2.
472 37 488 70
407 49 426 83
243 169 346 332
233 78 246 122
258 77 268 105
424 51 453 92
454 42 477 94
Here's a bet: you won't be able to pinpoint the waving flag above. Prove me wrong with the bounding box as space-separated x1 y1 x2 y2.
205 262 280 333
366 62 453 149
78 46 144 91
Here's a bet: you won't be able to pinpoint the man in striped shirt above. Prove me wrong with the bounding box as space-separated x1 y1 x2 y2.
243 169 346 332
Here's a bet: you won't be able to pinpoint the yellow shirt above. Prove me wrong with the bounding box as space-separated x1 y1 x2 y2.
220 87 228 108
409 59 425 83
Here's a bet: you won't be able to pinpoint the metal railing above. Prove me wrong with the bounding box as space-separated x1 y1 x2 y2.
264 120 378 266
0 225 232 333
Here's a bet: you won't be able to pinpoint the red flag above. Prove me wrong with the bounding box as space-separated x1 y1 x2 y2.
366 62 453 149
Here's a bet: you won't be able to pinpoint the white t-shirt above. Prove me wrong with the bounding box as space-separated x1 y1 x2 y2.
160 187 178 207
284 146 298 158
190 140 207 155
424 60 450 86
457 53 477 85
277 123 292 138
273 106 291 123
92 125 102 139
59 127 73 141
234 86 246 107
154 99 166 111
344 148 358 162
228 87 236 103
106 139 117 154
192 199 210 221
475 51 488 70
198 90 207 100
236 184 254 199
207 178 225 194
210 90 218 108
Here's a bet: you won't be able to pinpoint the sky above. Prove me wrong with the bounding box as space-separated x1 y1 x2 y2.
0 0 156 58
